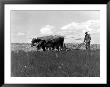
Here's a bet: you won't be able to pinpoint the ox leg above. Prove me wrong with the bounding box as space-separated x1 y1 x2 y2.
56 46 59 51
59 46 61 51
52 45 55 50
42 46 45 51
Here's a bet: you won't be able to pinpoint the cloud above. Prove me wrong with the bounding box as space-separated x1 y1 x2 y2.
59 20 100 43
40 25 54 35
17 32 25 36
85 20 100 33
61 22 84 30
36 20 99 43
60 20 99 35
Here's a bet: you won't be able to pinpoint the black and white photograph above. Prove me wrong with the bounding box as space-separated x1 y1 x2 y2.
4 5 106 84
11 10 100 77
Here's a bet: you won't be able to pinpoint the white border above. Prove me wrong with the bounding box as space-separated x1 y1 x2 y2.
5 4 107 84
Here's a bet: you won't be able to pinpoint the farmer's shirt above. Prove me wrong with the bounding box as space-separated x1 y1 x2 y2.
84 34 91 42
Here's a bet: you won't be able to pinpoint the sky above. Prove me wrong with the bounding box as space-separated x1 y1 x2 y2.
11 10 100 44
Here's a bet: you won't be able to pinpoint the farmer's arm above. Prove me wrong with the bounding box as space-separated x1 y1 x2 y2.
89 34 91 40
84 36 86 42
90 36 91 40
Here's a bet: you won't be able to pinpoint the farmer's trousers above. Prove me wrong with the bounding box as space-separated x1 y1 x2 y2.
85 42 90 49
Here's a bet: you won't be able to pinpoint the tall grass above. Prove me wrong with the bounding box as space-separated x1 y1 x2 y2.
11 49 100 77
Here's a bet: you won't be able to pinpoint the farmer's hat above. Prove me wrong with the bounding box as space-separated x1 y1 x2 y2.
85 32 88 34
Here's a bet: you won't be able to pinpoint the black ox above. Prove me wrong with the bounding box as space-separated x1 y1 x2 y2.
31 35 64 51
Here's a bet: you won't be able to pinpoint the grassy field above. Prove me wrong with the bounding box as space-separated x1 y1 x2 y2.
11 43 100 77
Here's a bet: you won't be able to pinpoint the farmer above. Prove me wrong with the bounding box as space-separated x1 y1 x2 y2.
84 32 91 49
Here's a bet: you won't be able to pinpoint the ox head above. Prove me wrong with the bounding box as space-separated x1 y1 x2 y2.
31 38 41 47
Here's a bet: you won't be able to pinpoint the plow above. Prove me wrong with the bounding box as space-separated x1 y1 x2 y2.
76 42 86 49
